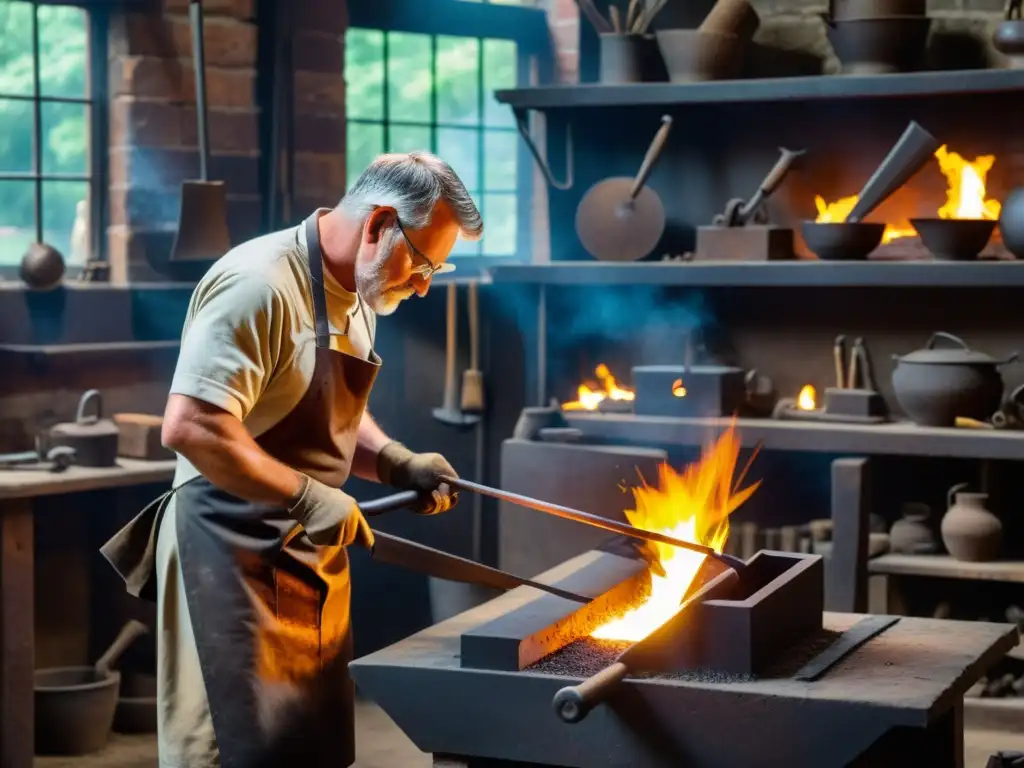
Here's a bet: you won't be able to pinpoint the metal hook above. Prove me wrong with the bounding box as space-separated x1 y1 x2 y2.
513 108 574 191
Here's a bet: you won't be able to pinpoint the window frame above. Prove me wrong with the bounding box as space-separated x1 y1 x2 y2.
0 1 109 281
347 0 555 274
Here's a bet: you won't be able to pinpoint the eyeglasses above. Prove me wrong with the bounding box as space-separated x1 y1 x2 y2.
394 218 456 277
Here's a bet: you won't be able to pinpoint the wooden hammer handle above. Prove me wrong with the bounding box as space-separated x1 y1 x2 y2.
552 662 629 724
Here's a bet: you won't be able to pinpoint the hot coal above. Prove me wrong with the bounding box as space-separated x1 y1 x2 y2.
528 628 844 682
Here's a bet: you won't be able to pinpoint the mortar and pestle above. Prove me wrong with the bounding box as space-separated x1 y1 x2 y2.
35 620 149 755
801 121 940 260
656 0 759 82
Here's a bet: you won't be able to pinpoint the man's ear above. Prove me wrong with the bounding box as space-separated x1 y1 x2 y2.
365 206 397 244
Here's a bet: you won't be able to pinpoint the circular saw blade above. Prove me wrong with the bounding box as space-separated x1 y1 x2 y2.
575 178 666 262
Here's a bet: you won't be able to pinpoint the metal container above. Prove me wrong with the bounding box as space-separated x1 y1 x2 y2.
50 390 120 467
998 186 1024 258
891 332 1018 427
599 34 666 84
801 221 885 260
910 218 995 261
825 16 931 74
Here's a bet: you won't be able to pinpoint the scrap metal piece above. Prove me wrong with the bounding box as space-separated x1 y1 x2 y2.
794 615 901 681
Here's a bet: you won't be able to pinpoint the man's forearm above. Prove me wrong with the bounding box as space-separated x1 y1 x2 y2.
351 410 394 482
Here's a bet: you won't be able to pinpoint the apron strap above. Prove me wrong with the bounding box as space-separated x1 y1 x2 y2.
304 214 331 349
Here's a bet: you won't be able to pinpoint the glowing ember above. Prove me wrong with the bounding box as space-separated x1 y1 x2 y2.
797 385 817 411
672 378 687 397
562 364 635 411
934 145 1001 221
814 195 913 244
590 424 760 643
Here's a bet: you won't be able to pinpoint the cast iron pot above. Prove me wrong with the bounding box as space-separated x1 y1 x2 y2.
891 332 1018 427
999 186 1024 258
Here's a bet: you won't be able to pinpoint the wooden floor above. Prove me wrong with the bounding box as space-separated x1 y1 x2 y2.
33 700 1024 767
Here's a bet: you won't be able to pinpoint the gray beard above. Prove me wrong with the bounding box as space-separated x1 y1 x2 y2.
355 236 398 315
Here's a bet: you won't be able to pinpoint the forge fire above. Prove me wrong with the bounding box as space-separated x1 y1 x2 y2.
814 144 1002 242
562 364 635 411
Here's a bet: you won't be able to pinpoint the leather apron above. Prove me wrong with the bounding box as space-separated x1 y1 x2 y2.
101 213 380 768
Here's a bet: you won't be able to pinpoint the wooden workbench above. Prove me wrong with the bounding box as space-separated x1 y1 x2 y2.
352 551 1020 768
0 459 175 768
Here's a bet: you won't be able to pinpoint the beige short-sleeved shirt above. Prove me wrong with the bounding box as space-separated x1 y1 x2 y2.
155 212 375 768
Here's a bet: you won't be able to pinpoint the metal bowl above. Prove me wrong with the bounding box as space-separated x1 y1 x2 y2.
825 16 931 74
801 221 885 260
910 218 995 261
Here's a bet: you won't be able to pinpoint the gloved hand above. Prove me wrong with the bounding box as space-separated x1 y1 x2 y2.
287 475 375 548
377 441 459 515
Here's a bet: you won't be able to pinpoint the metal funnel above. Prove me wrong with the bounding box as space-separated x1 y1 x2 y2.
847 121 940 224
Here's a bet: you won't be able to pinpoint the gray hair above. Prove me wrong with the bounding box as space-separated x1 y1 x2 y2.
340 151 484 240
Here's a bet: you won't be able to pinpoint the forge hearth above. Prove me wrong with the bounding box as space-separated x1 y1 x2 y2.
350 549 1018 768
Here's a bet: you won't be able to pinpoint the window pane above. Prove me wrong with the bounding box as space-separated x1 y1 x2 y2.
484 130 517 191
42 102 88 175
37 5 87 99
387 32 431 123
389 125 432 154
437 127 479 191
482 193 516 256
347 122 384 188
0 2 34 97
0 180 36 266
0 98 33 172
346 28 384 121
43 180 88 263
483 39 516 127
436 36 479 126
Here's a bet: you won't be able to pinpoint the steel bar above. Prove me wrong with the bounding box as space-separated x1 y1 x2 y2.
794 615 900 681
441 475 746 571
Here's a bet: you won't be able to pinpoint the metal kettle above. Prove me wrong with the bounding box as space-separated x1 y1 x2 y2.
50 390 120 467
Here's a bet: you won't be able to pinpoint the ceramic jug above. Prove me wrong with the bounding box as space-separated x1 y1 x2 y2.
941 483 1003 562
889 502 939 554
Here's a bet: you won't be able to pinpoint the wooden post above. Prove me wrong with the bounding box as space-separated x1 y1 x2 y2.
0 499 34 768
828 457 871 613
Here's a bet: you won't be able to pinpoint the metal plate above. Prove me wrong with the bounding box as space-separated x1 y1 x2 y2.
575 178 665 262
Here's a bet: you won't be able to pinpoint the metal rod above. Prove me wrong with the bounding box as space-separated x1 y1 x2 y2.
190 0 211 181
441 475 747 570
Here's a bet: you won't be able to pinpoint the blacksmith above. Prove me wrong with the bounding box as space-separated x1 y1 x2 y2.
102 152 483 768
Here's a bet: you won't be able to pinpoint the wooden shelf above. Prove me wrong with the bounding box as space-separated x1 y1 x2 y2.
0 340 180 357
485 261 1024 288
495 69 1024 111
563 413 1024 461
868 554 1024 583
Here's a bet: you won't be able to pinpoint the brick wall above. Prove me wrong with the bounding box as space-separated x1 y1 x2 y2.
545 0 580 83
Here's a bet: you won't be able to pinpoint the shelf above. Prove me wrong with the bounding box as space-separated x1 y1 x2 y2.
494 69 1024 111
868 554 1024 584
563 413 1024 461
484 261 1024 288
0 340 180 357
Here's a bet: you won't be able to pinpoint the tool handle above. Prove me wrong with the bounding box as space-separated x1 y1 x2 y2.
628 116 673 201
189 1 211 181
95 620 149 677
360 490 420 517
761 147 804 196
553 662 629 724
467 281 479 370
443 282 458 411
833 334 846 390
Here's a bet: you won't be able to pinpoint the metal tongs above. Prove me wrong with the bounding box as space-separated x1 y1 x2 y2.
360 491 591 604
832 334 879 392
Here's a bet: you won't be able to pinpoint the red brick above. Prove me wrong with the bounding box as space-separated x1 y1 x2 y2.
551 0 580 23
112 14 257 68
109 186 260 232
292 0 348 34
550 20 580 54
292 31 344 74
111 55 256 109
111 98 259 153
293 153 347 199
162 0 254 20
109 146 260 193
293 114 346 154
293 70 345 116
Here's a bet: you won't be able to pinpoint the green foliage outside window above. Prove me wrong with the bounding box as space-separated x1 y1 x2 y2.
0 1 91 267
345 25 521 258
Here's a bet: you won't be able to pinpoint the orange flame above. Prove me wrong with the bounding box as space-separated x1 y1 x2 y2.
590 424 760 642
672 379 687 397
797 385 817 411
562 364 635 411
934 145 1001 221
813 145 1001 242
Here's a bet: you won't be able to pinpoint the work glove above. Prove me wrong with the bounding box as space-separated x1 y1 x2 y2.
377 441 459 515
287 475 375 549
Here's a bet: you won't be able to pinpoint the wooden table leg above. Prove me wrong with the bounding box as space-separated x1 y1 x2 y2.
0 499 34 768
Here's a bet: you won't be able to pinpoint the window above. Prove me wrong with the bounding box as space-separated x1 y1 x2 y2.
0 1 100 270
346 30 519 258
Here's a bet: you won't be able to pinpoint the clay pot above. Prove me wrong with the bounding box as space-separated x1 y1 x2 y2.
941 483 1003 562
889 502 939 554
831 0 925 20
824 16 932 75
998 187 1024 259
655 29 745 82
